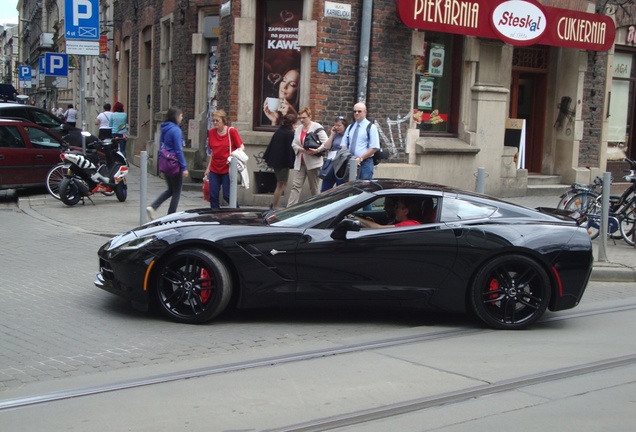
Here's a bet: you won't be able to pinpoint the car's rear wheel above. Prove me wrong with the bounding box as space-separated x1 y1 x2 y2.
154 249 232 324
471 255 551 330
46 163 68 200
59 177 82 206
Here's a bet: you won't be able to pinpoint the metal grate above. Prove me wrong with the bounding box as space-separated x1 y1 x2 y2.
512 47 549 72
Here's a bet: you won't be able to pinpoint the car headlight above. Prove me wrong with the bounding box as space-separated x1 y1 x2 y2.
117 236 156 251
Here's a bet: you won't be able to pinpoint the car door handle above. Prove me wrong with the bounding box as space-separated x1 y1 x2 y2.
36 155 45 160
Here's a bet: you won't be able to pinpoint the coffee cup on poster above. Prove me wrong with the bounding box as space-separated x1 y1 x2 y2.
266 97 282 112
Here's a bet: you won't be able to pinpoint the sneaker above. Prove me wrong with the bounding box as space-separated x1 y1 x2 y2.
146 206 157 220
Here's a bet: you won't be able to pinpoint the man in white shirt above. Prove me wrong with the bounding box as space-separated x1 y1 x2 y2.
344 102 380 179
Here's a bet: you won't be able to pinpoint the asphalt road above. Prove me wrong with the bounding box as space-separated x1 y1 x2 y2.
1 187 636 431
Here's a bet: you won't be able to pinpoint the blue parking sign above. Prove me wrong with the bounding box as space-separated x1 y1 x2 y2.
45 53 69 77
64 0 100 41
19 66 32 81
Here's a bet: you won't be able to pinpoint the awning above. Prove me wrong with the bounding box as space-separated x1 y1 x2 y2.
396 0 615 51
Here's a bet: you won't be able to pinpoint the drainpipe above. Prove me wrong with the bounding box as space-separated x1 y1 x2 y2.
357 0 373 103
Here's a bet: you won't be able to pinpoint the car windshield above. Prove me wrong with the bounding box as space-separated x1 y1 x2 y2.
266 186 365 227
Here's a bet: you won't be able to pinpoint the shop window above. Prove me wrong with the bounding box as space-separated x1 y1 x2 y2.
255 0 303 129
608 51 635 158
412 32 461 136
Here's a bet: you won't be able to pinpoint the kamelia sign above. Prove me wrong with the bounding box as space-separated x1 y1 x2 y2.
396 0 615 51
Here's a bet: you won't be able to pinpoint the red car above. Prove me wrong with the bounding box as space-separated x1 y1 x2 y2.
0 119 66 190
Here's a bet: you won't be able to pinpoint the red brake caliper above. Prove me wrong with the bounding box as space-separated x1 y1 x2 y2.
488 278 499 302
199 269 212 303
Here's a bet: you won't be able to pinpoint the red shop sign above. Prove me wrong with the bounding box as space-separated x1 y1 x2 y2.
99 35 108 55
396 0 615 51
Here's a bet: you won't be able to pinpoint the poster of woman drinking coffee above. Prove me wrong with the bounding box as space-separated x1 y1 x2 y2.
261 1 302 127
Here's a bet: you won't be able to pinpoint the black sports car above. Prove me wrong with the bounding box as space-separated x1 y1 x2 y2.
95 180 593 329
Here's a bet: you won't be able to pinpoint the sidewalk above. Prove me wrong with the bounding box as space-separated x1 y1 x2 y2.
16 164 636 282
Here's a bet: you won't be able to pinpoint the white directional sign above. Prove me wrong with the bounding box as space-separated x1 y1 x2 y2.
19 66 32 88
45 53 69 76
64 0 100 41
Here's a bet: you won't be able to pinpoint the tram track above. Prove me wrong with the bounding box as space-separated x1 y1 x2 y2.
265 353 636 432
1 302 635 414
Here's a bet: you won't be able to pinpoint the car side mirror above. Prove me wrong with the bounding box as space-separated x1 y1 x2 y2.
331 218 361 240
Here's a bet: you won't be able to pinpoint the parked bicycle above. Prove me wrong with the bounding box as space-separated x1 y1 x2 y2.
557 176 603 211
581 158 636 245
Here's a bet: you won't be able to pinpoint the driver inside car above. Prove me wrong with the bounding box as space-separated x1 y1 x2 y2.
353 196 422 228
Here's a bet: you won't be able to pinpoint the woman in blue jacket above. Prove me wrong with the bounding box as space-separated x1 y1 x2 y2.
147 107 189 219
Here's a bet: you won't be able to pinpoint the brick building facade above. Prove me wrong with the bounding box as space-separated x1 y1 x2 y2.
103 0 617 204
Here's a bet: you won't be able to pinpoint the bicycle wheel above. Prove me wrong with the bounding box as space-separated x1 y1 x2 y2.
557 191 575 209
563 191 599 213
582 198 602 239
619 200 636 246
46 163 69 200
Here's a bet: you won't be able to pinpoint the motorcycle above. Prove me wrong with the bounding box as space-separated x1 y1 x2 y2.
47 140 106 200
58 137 129 206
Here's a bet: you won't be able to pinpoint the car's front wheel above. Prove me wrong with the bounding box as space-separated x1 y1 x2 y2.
471 255 551 330
154 249 232 324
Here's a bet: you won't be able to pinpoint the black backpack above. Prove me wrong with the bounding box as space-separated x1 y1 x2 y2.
346 120 388 165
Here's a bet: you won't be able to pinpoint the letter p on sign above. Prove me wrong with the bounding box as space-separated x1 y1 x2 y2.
73 0 93 26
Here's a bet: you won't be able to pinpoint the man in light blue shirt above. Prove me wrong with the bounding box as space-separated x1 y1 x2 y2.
345 102 380 179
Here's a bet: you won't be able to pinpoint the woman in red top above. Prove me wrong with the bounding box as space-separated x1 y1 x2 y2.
205 110 244 209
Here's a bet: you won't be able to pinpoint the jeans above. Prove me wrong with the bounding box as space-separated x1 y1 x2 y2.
151 172 183 214
320 174 346 192
208 171 232 209
113 133 126 159
359 158 374 180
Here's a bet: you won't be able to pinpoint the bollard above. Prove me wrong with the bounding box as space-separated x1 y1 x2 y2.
597 171 611 262
140 151 148 225
229 157 238 208
475 167 486 194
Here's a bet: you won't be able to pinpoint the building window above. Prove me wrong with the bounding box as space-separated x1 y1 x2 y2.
412 32 461 135
608 50 635 158
255 0 303 129
160 17 173 112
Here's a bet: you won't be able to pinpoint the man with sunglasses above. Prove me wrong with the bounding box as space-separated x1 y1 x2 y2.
345 102 380 180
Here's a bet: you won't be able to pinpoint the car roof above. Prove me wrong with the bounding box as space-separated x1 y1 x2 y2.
352 178 466 195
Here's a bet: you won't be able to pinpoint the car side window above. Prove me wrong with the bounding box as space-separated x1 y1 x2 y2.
0 107 27 121
440 197 496 222
25 127 62 150
0 126 26 149
31 110 62 128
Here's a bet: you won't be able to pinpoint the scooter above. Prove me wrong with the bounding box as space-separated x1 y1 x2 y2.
58 137 129 206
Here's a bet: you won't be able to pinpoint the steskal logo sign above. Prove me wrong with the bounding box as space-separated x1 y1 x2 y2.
491 0 547 46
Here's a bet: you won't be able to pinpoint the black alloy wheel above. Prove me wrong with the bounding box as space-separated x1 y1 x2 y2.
59 177 83 206
471 255 551 330
154 249 232 324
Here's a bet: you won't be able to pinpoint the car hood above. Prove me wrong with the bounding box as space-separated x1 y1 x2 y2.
142 207 271 230
104 208 272 250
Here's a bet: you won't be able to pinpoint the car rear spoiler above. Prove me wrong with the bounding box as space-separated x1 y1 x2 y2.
535 207 587 226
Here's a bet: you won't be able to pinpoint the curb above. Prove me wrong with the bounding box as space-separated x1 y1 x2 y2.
590 266 636 282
